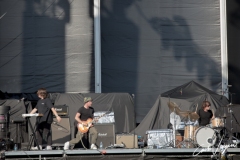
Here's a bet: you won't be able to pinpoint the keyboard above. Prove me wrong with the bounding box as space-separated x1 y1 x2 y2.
22 113 43 117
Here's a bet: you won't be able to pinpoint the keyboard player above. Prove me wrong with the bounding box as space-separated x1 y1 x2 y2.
24 88 61 150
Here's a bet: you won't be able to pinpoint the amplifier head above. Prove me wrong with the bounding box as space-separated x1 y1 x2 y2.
54 105 69 116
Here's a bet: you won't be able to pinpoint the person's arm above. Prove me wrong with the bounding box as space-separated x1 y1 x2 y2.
51 108 61 122
75 112 82 124
30 108 38 114
197 109 201 125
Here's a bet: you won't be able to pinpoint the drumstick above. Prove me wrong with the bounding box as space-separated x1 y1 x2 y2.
195 104 198 112
211 109 215 119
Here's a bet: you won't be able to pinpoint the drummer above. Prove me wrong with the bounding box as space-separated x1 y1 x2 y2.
197 101 215 126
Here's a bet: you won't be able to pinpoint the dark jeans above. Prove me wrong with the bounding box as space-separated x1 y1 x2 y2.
36 122 52 146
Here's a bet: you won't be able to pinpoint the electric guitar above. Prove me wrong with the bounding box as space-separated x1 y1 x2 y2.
77 111 111 133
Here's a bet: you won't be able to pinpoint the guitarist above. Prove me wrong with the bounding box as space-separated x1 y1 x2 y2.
64 97 98 150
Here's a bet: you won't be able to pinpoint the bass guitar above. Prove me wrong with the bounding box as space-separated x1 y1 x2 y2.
77 111 111 133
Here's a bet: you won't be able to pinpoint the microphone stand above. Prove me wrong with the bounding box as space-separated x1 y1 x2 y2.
225 88 239 145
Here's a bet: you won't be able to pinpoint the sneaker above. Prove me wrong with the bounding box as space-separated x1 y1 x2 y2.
64 141 70 150
46 146 52 150
90 144 97 149
31 145 42 150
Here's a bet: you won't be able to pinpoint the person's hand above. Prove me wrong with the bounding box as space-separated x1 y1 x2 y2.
56 116 61 122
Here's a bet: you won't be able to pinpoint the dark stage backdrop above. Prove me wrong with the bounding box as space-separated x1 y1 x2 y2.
0 0 95 93
0 100 31 143
53 93 135 139
101 0 223 123
1 0 224 124
227 0 240 104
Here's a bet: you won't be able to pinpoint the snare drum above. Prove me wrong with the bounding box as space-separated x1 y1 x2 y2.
184 125 198 141
194 126 216 147
211 117 224 128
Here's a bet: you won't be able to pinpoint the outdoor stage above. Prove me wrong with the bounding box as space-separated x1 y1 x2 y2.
3 148 240 160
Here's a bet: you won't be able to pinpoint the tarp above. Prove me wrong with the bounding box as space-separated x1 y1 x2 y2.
54 93 135 139
0 99 31 143
217 104 240 137
132 81 230 137
101 0 223 123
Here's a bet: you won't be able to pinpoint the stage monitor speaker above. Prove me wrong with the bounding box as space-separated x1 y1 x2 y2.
51 117 71 145
93 123 115 148
116 134 138 148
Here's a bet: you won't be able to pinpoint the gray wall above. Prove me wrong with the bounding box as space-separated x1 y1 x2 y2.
101 0 222 122
0 0 94 93
1 0 224 123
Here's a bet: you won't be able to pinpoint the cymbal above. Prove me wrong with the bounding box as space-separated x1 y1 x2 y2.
178 111 191 117
167 102 181 115
223 104 240 108
190 112 199 120
178 111 199 120
221 114 229 118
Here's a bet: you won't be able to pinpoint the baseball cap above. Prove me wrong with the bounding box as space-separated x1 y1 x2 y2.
84 97 92 103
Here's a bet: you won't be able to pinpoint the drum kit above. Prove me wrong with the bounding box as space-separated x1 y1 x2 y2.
167 101 238 148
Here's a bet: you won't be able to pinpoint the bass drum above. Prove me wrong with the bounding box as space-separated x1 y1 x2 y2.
195 127 216 148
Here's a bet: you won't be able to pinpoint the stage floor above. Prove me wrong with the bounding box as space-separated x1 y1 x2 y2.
3 148 240 160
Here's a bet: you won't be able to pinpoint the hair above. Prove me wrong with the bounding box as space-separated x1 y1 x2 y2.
202 100 211 109
37 88 47 99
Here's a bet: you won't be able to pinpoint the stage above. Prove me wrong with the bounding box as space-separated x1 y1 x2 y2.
2 148 240 160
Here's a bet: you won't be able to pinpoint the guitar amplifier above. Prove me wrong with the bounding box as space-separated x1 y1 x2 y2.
51 117 71 144
93 123 115 148
53 105 69 116
116 134 138 148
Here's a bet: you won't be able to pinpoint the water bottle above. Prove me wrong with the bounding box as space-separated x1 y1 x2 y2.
14 143 18 151
100 141 103 149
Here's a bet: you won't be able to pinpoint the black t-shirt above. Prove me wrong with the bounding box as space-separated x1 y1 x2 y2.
78 106 94 121
74 106 94 126
197 109 213 126
35 98 53 124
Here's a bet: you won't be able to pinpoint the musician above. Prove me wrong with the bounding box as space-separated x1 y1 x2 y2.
64 97 98 150
29 88 61 150
197 101 215 126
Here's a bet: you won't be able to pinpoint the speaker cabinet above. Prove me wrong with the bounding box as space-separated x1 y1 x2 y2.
93 123 115 148
116 134 138 148
51 117 71 144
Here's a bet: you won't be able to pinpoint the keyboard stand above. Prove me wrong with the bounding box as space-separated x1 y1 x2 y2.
26 117 41 150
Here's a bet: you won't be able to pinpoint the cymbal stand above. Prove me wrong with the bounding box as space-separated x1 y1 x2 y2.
231 111 240 140
226 89 237 144
228 108 240 146
172 108 176 148
229 108 233 143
